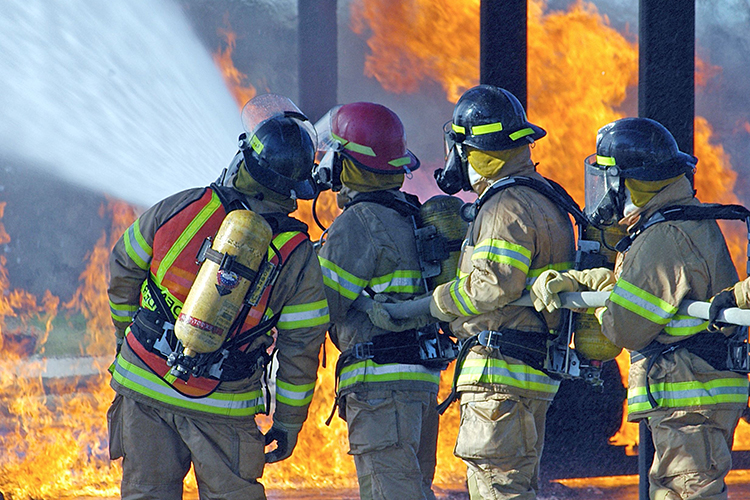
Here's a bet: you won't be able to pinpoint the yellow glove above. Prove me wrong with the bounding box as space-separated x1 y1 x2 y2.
429 295 458 323
566 268 617 292
367 299 433 332
530 269 580 313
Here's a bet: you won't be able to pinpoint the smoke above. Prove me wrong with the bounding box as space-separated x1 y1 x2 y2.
0 0 240 208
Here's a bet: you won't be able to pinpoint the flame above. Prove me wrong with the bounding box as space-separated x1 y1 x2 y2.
1 1 748 497
0 199 136 498
213 23 256 107
352 0 747 465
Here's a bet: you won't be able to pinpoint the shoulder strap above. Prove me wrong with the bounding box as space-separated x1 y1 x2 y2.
462 176 588 227
615 203 750 254
344 191 421 219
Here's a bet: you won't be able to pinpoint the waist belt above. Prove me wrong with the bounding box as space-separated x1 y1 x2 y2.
325 326 457 426
348 326 459 370
436 328 552 415
631 330 732 409
130 307 268 382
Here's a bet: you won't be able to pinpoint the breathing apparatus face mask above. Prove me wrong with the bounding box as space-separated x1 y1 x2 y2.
434 121 471 195
584 154 626 226
310 105 345 193
311 146 343 192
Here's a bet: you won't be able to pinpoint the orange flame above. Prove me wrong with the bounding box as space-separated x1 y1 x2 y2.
1 1 748 497
213 24 256 107
351 0 746 463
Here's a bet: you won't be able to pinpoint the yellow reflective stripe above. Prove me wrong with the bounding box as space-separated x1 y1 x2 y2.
472 238 532 274
525 262 574 289
156 192 222 284
249 134 265 155
124 219 152 270
277 299 329 330
449 275 481 316
318 256 368 300
663 315 709 336
110 301 138 323
339 360 441 390
627 377 749 413
610 279 677 325
596 155 616 166
276 379 316 407
471 122 503 135
457 357 560 394
509 127 535 141
331 131 376 157
451 123 466 135
388 156 411 167
112 356 265 416
267 231 299 259
368 269 424 294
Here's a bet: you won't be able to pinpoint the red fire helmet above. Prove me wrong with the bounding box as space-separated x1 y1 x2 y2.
329 102 420 174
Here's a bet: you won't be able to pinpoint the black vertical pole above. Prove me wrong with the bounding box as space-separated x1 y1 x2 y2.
639 0 695 177
637 2 696 499
298 0 338 122
480 0 527 108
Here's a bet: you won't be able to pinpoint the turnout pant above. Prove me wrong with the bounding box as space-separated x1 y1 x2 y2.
454 391 551 500
344 389 439 500
107 394 267 500
647 407 743 500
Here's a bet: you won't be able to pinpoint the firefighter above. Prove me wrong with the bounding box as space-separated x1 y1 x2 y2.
314 102 440 500
374 85 576 499
106 94 330 500
533 117 749 500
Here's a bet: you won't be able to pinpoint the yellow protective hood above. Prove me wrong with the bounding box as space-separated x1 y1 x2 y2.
340 157 404 193
625 175 684 207
233 161 297 211
467 145 531 178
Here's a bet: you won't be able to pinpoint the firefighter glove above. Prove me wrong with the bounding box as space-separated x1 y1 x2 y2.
367 297 434 332
530 269 580 313
566 268 617 292
708 287 738 332
429 296 458 323
264 421 302 463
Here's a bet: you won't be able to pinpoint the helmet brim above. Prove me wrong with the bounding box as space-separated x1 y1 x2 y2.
345 149 421 174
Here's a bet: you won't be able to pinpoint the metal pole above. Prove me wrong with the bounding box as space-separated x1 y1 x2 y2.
638 2 696 495
639 0 695 179
480 0 527 107
298 0 338 122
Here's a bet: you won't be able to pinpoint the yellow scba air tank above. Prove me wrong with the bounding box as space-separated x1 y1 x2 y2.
419 195 469 289
573 310 622 361
174 210 272 360
571 223 627 361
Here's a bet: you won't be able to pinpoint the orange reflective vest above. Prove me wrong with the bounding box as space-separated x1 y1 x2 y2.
125 188 307 397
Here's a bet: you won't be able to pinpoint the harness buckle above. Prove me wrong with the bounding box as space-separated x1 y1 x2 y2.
352 342 374 360
477 330 503 350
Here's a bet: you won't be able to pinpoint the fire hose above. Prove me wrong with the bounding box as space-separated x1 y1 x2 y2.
353 291 750 326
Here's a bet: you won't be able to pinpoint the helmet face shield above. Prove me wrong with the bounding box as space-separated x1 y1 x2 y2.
236 95 319 200
241 94 318 151
584 154 623 226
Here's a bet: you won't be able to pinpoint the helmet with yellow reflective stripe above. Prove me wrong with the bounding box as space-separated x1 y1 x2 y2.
236 94 318 200
587 117 696 181
450 84 546 151
324 102 420 175
583 117 697 226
